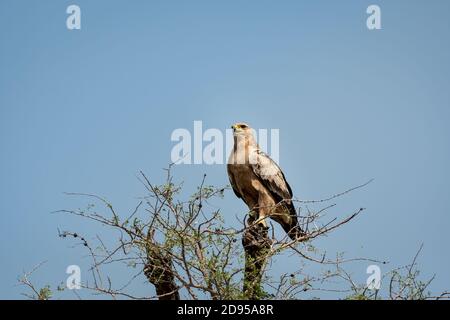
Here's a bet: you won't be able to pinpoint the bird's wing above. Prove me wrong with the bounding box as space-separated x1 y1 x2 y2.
251 149 293 202
251 149 304 240
227 164 242 199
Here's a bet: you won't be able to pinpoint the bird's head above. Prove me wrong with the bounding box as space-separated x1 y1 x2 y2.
231 122 252 137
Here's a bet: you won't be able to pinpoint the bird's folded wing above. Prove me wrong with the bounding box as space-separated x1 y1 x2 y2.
251 150 293 202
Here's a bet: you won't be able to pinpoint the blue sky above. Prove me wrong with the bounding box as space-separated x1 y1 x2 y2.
1 0 449 299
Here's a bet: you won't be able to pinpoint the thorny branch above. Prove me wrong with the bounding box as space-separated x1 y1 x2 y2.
19 168 449 300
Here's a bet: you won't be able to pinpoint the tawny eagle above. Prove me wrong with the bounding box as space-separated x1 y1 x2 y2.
227 122 304 240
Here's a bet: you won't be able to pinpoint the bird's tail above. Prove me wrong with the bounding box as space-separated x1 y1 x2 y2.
284 202 306 241
287 224 306 241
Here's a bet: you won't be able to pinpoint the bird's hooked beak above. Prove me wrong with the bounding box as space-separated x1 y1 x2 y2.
231 123 250 134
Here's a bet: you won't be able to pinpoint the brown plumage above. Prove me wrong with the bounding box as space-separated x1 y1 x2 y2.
227 122 304 240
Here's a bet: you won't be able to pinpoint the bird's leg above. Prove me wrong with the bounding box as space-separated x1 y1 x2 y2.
247 206 266 229
254 199 273 230
248 210 267 232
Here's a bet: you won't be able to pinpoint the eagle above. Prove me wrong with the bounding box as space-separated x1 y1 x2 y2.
227 122 304 240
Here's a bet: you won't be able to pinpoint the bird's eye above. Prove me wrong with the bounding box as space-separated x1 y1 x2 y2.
240 124 247 128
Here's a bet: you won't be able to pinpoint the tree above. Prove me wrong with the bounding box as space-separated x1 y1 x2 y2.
19 166 450 300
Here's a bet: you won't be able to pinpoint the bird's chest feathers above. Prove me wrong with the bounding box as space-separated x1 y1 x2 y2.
229 163 266 200
229 135 267 204
229 137 258 165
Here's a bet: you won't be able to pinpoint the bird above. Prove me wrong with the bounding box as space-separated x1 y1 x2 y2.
227 122 305 240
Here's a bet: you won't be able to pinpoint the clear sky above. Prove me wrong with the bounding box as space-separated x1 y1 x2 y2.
1 0 449 299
